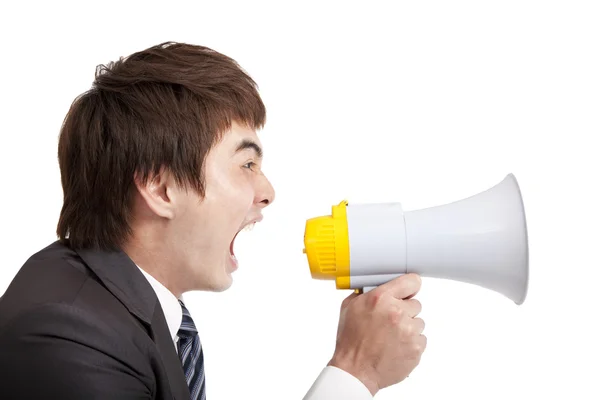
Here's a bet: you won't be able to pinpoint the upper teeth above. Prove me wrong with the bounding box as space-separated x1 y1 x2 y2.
243 222 255 231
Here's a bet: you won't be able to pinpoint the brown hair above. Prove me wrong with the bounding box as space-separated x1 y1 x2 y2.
56 41 266 250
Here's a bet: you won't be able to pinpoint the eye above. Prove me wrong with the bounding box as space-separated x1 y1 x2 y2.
243 161 256 169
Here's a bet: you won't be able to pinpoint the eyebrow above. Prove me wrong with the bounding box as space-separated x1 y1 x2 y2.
235 139 263 159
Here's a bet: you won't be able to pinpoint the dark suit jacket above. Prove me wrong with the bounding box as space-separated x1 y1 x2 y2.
0 240 191 399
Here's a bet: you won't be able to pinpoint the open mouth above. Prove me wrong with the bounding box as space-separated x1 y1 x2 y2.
229 221 257 259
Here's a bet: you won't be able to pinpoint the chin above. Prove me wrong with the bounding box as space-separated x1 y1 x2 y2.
208 267 234 292
217 279 234 292
210 276 233 292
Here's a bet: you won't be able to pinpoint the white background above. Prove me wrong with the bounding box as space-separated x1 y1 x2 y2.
1 1 598 399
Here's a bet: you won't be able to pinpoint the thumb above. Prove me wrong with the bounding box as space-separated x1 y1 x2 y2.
340 291 359 310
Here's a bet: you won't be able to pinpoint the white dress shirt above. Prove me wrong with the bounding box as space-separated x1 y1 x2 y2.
137 266 373 399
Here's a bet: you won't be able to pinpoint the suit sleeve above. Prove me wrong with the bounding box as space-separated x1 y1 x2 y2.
0 303 153 399
303 366 374 400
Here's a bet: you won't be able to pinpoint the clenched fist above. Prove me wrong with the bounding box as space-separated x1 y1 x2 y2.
328 273 427 396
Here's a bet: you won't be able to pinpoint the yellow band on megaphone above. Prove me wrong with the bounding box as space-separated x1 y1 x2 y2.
303 200 350 282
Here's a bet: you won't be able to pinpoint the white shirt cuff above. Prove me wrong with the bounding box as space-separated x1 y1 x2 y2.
303 365 373 399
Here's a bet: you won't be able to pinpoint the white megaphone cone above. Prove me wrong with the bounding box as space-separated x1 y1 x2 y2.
303 173 529 304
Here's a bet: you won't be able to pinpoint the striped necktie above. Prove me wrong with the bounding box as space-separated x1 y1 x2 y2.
177 300 206 400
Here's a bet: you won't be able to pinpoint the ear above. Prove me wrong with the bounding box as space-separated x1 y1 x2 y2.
134 167 177 220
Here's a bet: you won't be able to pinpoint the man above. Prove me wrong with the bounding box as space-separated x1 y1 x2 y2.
0 42 426 399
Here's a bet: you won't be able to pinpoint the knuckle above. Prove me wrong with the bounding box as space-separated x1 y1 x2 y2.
415 317 425 330
412 299 422 312
388 307 405 325
411 341 424 356
367 291 385 309
416 336 428 353
402 321 414 336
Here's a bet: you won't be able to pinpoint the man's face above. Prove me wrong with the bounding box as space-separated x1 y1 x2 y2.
171 121 275 292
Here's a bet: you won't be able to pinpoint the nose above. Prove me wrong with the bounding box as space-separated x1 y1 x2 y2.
256 173 275 207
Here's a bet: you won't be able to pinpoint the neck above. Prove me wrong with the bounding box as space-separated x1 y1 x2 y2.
122 233 183 298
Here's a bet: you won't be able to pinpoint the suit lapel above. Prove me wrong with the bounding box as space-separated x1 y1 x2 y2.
74 244 190 400
152 302 191 400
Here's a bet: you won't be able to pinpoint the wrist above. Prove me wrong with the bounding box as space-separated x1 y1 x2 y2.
328 356 379 396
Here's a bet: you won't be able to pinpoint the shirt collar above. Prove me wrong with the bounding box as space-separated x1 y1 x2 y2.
136 265 182 347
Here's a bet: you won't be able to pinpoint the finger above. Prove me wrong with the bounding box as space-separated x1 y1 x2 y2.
340 291 359 310
411 317 425 335
403 291 418 300
375 273 422 300
415 334 427 353
402 298 422 318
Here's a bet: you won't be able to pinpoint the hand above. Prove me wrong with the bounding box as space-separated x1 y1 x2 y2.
327 273 427 396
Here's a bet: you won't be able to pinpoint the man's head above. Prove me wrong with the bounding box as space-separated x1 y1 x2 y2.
56 42 275 295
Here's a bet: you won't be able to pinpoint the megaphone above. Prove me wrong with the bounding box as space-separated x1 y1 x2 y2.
303 173 529 304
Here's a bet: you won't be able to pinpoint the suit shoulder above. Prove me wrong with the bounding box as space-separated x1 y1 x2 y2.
26 240 89 274
0 241 92 326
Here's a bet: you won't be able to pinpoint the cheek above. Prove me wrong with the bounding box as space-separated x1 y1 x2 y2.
204 166 255 214
205 178 253 218
227 183 254 212
240 176 258 206
223 170 255 205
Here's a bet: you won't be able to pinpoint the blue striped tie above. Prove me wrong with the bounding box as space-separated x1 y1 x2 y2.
177 300 206 400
